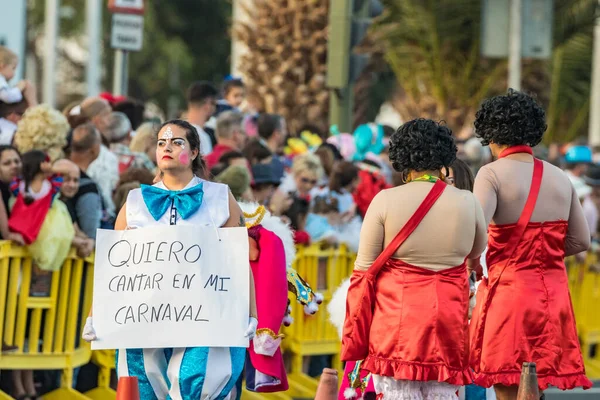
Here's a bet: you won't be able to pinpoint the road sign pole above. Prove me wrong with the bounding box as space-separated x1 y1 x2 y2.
508 0 522 90
112 49 128 96
86 0 102 97
109 1 144 96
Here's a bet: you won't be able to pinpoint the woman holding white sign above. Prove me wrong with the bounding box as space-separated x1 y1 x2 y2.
83 119 258 400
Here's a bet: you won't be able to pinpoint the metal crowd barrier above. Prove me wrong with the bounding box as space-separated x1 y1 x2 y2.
567 255 600 378
1 241 597 400
0 241 95 400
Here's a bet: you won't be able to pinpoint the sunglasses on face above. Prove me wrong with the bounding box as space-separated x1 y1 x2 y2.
300 177 317 185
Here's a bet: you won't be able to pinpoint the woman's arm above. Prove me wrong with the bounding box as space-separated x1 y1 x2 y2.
114 203 128 231
354 191 386 271
222 191 258 318
565 185 591 256
468 194 488 260
473 165 498 227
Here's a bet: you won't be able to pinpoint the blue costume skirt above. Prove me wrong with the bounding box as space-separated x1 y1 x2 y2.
116 347 245 400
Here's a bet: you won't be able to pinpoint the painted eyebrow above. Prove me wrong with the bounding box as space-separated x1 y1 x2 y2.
158 137 186 141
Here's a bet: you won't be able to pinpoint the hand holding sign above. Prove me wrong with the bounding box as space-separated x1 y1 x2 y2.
91 225 250 350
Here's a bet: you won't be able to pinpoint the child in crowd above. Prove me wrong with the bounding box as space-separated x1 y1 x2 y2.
305 196 339 245
326 161 359 216
221 77 246 109
8 151 74 294
0 46 36 106
0 100 28 145
283 196 311 245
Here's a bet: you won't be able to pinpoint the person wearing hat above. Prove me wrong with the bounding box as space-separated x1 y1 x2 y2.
252 163 280 205
215 164 253 202
584 163 600 200
564 145 592 179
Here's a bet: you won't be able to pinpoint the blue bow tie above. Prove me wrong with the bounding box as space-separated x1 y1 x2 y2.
141 182 204 221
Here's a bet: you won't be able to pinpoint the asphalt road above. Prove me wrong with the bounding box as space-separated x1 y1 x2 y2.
544 380 600 400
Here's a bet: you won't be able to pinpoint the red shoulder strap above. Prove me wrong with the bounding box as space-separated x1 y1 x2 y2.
504 158 544 257
368 179 446 276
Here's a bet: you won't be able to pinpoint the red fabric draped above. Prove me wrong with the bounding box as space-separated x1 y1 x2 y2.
469 151 592 390
342 180 474 385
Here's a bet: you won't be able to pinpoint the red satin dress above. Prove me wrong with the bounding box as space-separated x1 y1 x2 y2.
469 148 592 390
342 180 474 386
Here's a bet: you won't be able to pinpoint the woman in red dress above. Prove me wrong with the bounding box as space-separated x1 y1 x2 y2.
342 119 487 399
469 90 593 400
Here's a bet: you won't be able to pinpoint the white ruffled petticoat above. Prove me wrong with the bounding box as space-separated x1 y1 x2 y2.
372 375 459 400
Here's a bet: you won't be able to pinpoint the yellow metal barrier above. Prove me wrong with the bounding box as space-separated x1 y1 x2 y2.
568 255 600 379
2 239 595 400
0 240 95 400
85 350 116 400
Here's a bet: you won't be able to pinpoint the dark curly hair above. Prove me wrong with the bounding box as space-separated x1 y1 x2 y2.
474 89 546 147
388 118 457 174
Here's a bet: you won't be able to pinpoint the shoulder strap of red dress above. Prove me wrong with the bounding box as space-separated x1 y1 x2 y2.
368 179 446 276
504 158 544 256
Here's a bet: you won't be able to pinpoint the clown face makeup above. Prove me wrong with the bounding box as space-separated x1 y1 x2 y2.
156 124 194 171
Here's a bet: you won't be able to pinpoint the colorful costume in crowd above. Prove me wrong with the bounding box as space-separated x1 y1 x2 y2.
119 176 244 400
242 203 290 393
8 174 74 271
241 203 322 392
470 146 593 390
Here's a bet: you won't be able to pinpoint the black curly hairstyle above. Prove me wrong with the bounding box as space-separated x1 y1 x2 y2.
474 89 547 147
388 118 457 175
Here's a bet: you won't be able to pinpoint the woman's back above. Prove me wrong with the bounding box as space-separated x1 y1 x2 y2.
474 156 589 256
355 182 487 271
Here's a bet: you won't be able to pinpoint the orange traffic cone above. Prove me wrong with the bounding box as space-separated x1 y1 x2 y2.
516 362 540 400
315 368 339 400
116 376 140 400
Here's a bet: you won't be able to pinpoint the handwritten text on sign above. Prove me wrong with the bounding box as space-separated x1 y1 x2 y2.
91 225 249 350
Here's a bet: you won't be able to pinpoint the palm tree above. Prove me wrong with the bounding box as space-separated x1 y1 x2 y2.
235 0 330 134
544 0 596 143
374 0 506 138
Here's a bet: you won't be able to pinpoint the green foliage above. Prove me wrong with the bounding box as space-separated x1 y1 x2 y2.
544 0 596 143
126 0 232 114
375 0 506 134
376 0 597 143
27 0 232 114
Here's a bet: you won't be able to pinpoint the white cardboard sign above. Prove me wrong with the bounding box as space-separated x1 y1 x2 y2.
91 225 249 350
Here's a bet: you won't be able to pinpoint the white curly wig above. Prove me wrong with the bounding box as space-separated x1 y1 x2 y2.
14 104 69 161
